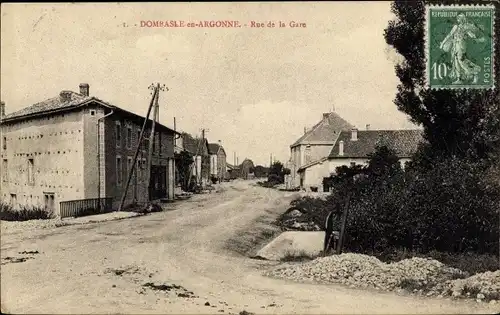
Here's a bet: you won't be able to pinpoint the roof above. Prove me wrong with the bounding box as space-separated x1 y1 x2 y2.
181 133 209 155
328 129 424 159
226 163 240 170
297 157 329 172
208 143 226 155
1 90 179 134
291 112 354 147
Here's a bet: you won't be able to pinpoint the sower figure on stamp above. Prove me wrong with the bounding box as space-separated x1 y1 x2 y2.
439 13 486 85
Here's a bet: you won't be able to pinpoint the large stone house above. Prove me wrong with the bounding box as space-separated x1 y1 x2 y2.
0 84 179 217
297 128 423 191
286 111 354 188
208 141 227 183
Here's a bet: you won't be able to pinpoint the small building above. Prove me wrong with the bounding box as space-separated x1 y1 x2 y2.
0 84 179 217
226 163 240 180
181 133 210 185
297 128 423 192
287 111 354 189
208 141 227 183
239 158 255 180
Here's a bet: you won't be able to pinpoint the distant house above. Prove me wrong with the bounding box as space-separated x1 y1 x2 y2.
0 84 179 217
239 158 255 180
181 133 210 185
208 141 227 183
226 163 239 180
297 128 423 191
287 111 354 189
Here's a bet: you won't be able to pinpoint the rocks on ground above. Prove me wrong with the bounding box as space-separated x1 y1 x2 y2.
264 253 500 303
277 207 321 232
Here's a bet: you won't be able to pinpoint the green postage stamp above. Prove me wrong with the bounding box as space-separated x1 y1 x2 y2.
426 5 495 90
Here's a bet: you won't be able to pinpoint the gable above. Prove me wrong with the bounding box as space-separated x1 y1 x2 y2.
291 112 354 147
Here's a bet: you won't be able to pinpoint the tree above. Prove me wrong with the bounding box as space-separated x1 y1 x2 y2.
174 151 194 191
267 161 290 184
384 0 500 162
253 165 269 178
366 145 402 178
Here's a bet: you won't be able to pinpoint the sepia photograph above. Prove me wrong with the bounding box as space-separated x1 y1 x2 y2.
1 1 499 314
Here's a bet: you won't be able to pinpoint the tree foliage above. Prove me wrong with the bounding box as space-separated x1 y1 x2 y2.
174 150 194 191
267 161 291 184
384 0 500 161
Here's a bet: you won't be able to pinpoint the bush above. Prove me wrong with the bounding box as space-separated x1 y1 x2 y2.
286 145 500 261
0 202 55 221
210 176 218 184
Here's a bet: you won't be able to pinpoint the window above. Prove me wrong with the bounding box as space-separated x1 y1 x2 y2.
350 162 356 167
127 156 133 178
115 122 122 147
116 156 122 185
152 132 157 152
2 159 7 182
143 132 149 151
137 130 141 149
141 158 147 178
2 136 6 150
10 193 17 206
90 110 96 116
44 193 55 211
27 158 34 185
158 132 162 155
305 145 312 164
126 126 132 149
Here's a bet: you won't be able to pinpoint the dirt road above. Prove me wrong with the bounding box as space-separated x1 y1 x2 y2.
1 180 498 314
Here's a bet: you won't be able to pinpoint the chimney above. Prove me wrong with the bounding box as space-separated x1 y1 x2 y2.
351 128 358 141
0 101 5 119
339 140 344 156
366 124 370 130
323 113 329 120
59 90 72 102
218 140 221 144
304 127 307 134
79 83 89 97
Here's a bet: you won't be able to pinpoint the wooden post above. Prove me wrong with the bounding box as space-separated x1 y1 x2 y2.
118 85 158 211
146 84 160 201
336 191 352 255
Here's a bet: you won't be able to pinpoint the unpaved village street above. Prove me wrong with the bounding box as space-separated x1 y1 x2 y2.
1 180 498 314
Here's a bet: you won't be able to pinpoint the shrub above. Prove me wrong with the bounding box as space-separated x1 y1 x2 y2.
210 176 218 184
287 145 500 260
0 203 54 221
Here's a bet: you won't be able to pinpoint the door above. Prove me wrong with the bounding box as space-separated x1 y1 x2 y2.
44 193 55 213
149 165 167 200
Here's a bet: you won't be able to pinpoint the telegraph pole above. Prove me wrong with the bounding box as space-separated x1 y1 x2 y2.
118 84 158 211
146 83 168 201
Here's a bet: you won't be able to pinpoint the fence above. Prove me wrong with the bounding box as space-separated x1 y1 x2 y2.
60 197 113 218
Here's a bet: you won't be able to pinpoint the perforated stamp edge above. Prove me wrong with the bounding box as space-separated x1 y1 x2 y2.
424 4 496 90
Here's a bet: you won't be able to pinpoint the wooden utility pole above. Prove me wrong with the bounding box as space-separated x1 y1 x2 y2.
118 84 158 211
146 84 160 201
336 191 353 254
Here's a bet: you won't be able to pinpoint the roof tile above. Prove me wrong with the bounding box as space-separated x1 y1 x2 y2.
328 129 424 159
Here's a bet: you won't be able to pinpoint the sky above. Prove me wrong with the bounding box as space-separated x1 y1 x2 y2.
1 2 418 166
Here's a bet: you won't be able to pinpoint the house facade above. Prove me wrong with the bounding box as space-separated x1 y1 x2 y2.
297 128 423 191
287 111 354 189
0 84 178 217
208 141 227 183
181 133 210 185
